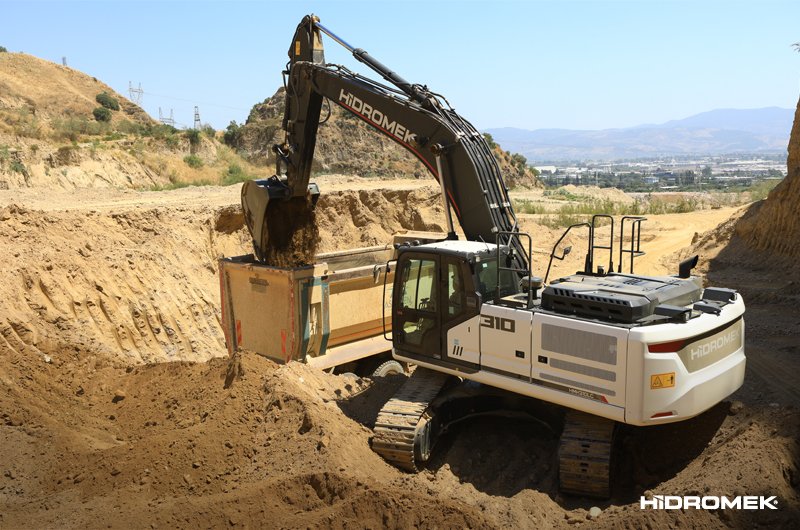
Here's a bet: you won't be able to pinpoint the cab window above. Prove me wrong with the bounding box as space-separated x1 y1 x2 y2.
476 259 518 302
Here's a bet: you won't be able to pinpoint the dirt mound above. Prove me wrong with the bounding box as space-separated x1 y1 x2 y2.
3 344 797 528
316 186 445 251
0 185 444 366
0 349 489 528
0 201 250 365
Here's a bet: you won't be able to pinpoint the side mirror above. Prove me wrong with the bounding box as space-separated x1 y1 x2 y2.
554 245 572 260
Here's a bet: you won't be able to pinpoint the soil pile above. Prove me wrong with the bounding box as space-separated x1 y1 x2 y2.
2 346 798 528
0 201 249 365
0 185 445 364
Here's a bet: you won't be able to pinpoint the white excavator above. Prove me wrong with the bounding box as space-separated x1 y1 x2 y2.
241 15 746 497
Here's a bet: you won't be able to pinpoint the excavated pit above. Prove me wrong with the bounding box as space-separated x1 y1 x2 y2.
1 183 799 528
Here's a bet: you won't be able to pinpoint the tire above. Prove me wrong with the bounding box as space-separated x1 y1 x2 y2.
372 360 405 377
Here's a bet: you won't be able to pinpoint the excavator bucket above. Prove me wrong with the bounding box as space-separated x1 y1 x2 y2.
241 178 320 263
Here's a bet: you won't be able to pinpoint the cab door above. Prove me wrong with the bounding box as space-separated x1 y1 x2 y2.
392 253 441 359
440 256 481 370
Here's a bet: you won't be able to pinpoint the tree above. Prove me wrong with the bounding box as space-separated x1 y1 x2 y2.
702 165 712 179
223 121 243 148
0 46 7 53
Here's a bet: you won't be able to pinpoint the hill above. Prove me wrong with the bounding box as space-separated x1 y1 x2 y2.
0 52 267 190
486 107 794 161
234 87 542 188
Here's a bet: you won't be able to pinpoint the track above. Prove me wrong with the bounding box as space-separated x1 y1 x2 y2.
558 409 616 498
371 368 451 471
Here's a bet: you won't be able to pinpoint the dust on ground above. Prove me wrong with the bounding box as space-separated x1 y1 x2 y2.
1 182 799 529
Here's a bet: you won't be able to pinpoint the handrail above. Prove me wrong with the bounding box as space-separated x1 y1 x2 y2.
618 216 647 273
589 214 614 274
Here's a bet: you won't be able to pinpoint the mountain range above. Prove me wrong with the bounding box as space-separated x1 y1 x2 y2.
485 107 794 162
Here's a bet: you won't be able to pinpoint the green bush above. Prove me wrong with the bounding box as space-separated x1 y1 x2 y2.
165 134 180 148
93 107 112 122
10 160 25 174
147 123 178 139
0 46 7 53
185 128 201 147
483 133 497 149
183 154 203 168
201 125 216 138
222 163 253 185
223 121 243 148
95 92 120 111
52 116 108 141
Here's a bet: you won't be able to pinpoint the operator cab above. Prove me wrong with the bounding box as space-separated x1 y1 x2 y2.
391 241 519 363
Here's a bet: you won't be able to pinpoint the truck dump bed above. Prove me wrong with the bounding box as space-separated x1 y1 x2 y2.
219 245 394 370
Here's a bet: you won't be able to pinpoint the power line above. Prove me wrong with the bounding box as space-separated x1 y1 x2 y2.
141 90 248 112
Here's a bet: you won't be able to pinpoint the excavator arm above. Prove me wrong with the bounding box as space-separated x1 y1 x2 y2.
242 15 528 270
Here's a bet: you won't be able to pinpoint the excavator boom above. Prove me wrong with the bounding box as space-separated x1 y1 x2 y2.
241 15 527 270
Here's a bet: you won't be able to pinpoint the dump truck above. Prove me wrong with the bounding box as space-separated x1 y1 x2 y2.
219 232 445 375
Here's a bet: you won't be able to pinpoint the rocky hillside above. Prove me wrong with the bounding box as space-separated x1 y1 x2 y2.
0 53 265 190
234 88 542 188
734 96 800 258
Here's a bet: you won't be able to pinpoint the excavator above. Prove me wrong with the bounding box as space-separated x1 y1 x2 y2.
241 15 746 498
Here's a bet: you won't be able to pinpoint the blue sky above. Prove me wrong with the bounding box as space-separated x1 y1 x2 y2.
3 0 799 131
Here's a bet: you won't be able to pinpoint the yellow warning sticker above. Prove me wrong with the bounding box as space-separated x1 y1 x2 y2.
295 40 301 56
650 372 676 389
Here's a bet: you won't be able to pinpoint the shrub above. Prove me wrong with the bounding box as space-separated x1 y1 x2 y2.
165 134 180 149
95 92 120 111
10 160 26 174
147 123 178 139
201 125 216 138
52 116 108 140
0 46 7 53
93 107 112 122
222 163 252 185
511 152 527 169
223 121 243 148
483 133 497 149
183 154 203 168
185 128 201 147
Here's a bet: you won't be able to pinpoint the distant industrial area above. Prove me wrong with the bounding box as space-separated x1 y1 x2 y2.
533 153 787 191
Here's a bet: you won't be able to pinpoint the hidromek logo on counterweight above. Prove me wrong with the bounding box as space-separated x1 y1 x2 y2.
339 90 416 144
689 329 739 361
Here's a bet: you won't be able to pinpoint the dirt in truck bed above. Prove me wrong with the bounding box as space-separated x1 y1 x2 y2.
0 184 799 529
